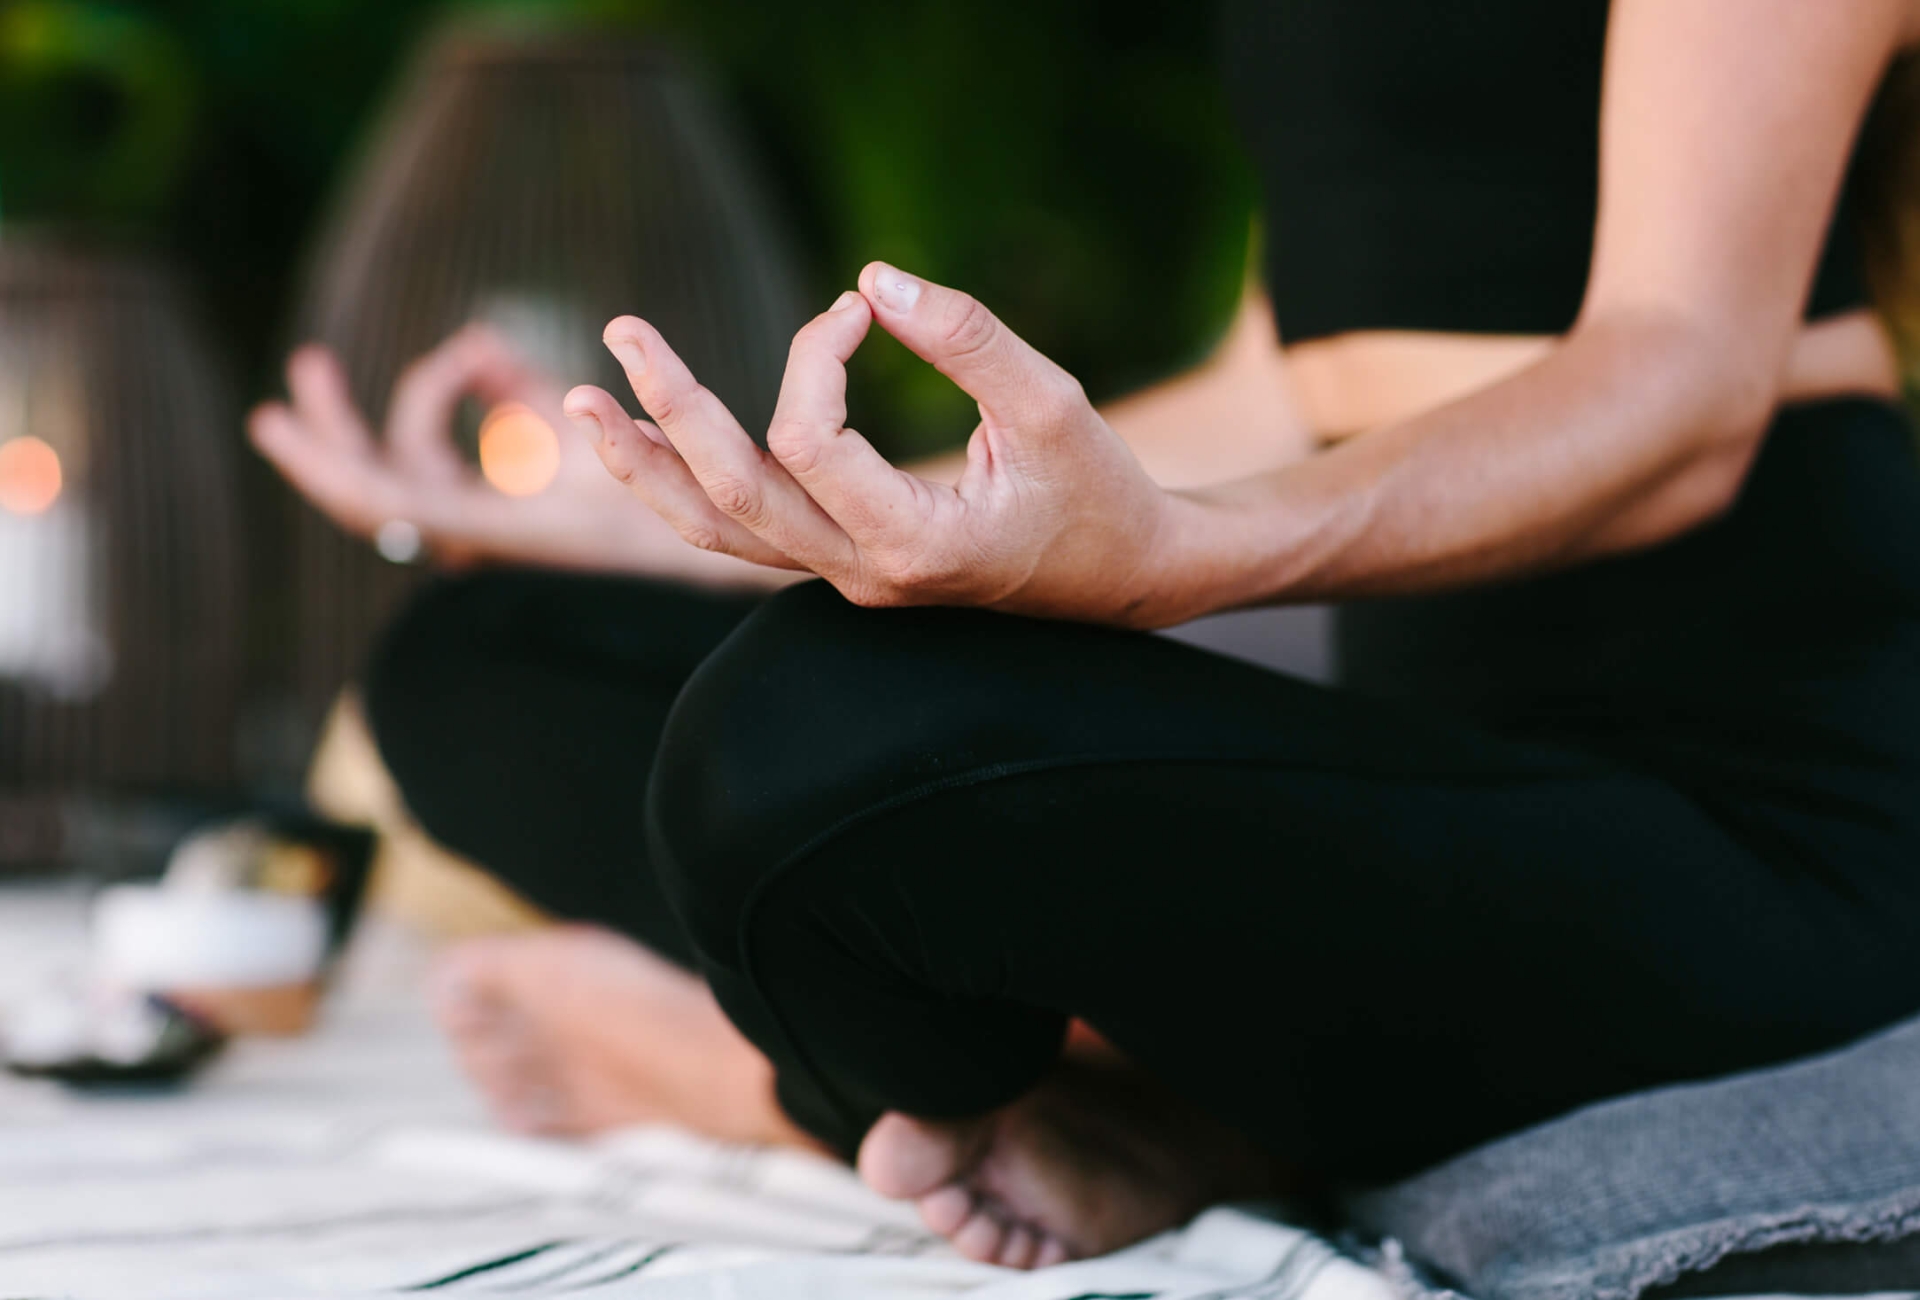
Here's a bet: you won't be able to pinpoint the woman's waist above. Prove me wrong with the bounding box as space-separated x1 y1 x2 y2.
1283 309 1900 438
1334 396 1920 706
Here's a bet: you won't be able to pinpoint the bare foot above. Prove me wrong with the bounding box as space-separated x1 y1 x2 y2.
857 1060 1278 1268
429 925 816 1149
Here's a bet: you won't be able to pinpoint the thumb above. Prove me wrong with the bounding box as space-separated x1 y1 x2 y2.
858 262 1081 430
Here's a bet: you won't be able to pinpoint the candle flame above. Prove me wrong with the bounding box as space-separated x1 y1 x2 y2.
478 403 560 498
0 437 63 515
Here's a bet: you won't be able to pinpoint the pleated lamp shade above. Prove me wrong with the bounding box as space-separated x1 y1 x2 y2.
0 238 244 868
286 26 809 721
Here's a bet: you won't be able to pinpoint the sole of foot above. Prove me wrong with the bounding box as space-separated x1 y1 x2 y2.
857 1060 1277 1269
428 924 816 1150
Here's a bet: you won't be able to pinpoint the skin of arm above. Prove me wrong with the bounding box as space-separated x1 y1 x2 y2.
564 1 1912 631
1149 0 1911 621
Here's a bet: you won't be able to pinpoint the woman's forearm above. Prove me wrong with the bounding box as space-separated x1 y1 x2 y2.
1146 308 1776 623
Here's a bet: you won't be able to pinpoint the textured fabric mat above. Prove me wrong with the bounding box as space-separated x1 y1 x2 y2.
1347 1010 1920 1300
0 884 1392 1300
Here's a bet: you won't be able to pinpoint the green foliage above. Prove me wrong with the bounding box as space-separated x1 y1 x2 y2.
638 0 1257 451
0 1 197 225
0 0 1255 455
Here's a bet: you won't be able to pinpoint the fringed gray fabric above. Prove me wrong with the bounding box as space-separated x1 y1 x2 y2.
1345 1015 1920 1300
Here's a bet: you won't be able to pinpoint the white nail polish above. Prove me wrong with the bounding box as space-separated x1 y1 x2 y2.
873 268 921 313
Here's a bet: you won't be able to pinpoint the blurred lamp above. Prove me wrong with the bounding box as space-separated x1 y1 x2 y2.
286 24 809 722
0 238 244 869
477 402 560 498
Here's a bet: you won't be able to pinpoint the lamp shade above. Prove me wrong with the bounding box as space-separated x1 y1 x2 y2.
285 26 809 722
0 238 244 868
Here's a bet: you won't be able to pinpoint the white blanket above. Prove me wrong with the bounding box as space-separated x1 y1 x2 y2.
0 885 1398 1300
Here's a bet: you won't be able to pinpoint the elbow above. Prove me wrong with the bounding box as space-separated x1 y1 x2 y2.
1655 357 1772 537
1682 346 1777 525
1580 304 1781 454
1574 313 1778 550
1682 435 1763 529
1695 363 1776 457
1638 313 1779 514
1653 311 1779 455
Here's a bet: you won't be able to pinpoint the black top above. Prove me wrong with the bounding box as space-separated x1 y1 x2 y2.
1220 0 1871 343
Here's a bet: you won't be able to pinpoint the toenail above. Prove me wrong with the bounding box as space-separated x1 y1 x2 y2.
917 1184 974 1236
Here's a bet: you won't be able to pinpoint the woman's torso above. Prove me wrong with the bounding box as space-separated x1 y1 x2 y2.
1219 0 1902 436
1217 0 1920 870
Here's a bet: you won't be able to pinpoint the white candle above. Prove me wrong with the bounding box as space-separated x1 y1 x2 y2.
0 497 111 700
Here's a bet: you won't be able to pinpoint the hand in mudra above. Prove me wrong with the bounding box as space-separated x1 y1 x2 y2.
564 263 1185 626
251 325 765 583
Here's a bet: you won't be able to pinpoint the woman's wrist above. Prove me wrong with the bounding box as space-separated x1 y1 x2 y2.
1126 480 1306 629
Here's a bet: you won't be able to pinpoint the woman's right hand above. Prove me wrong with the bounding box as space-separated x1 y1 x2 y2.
249 324 793 587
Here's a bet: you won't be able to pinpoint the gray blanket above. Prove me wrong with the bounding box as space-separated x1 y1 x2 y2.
1347 1015 1920 1300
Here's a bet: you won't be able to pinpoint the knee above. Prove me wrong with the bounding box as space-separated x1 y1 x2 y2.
648 579 1156 965
361 571 518 796
648 581 984 965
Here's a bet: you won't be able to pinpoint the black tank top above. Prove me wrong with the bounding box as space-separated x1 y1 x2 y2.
1219 0 1871 344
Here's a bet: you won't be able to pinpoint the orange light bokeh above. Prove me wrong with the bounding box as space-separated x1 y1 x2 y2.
0 437 63 515
478 403 561 498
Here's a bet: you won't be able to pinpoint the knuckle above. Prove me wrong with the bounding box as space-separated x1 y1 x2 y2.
787 319 828 361
705 470 761 521
845 580 899 610
873 547 946 592
766 419 827 475
644 387 679 426
938 295 997 358
1034 371 1086 422
680 522 728 554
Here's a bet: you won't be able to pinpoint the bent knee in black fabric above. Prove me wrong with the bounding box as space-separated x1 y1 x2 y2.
647 582 1920 1174
642 583 1633 1158
646 580 1608 965
365 568 757 962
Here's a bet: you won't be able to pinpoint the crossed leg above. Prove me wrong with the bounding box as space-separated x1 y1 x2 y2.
646 582 1920 1263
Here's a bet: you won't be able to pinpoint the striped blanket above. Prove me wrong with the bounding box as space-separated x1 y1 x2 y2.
0 884 1397 1300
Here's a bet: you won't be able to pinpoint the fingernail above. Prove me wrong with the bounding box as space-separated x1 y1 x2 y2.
830 290 860 312
604 333 647 374
565 409 603 444
870 265 922 313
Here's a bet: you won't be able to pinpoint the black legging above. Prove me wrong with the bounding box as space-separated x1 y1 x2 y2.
367 398 1920 1182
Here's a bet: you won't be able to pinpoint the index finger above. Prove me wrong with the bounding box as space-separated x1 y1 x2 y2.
765 292 931 548
386 325 529 483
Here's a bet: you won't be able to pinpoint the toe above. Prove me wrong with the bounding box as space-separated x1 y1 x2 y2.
859 1111 989 1200
997 1225 1039 1270
951 1207 1008 1264
916 1183 974 1237
1034 1235 1072 1269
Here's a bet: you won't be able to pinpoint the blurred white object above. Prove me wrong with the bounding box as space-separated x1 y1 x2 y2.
373 518 422 564
3 980 93 1067
93 885 328 990
0 499 112 699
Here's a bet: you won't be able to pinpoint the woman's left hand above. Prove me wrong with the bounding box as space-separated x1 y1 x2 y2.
562 263 1191 627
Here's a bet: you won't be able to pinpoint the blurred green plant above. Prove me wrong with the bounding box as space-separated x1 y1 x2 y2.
0 0 1256 455
629 0 1258 452
0 1 197 224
